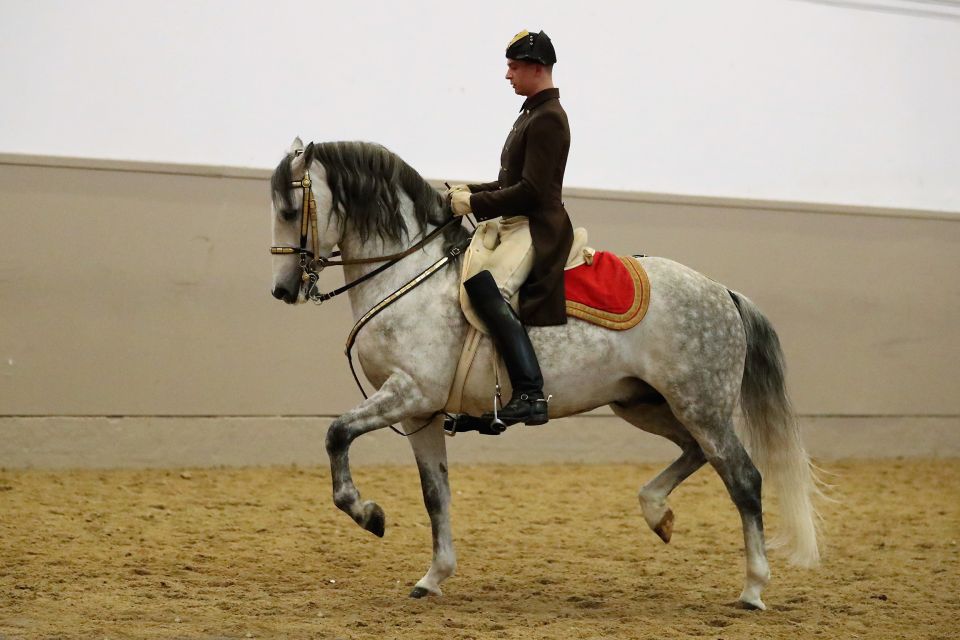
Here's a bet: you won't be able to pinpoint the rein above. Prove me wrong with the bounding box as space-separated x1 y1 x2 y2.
344 238 469 401
341 237 468 437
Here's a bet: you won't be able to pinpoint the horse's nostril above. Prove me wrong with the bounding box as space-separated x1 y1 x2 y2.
272 284 299 304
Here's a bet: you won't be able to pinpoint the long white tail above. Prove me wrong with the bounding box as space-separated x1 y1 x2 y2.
729 290 822 567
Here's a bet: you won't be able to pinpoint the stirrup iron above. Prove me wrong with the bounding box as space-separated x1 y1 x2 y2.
489 382 507 434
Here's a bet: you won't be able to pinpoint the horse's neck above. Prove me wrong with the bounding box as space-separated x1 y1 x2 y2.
338 208 448 322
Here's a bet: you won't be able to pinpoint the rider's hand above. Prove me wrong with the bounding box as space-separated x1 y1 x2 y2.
451 190 472 216
445 183 470 199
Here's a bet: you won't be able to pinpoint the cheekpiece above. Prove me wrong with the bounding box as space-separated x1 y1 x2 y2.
505 29 556 65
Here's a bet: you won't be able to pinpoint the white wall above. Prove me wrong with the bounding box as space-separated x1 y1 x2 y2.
1 0 958 211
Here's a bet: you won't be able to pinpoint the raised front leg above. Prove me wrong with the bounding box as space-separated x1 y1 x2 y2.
325 371 434 536
405 416 457 598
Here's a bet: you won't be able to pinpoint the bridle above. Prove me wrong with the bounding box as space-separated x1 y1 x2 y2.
270 164 460 304
270 168 325 299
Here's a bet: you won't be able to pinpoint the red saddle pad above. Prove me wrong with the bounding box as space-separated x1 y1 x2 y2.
563 252 651 330
565 251 635 313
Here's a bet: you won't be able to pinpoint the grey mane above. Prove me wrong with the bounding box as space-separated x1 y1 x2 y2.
271 141 468 251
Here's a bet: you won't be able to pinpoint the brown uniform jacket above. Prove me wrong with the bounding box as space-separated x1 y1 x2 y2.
468 87 574 326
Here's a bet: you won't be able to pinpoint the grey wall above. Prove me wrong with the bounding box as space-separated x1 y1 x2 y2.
1 154 957 467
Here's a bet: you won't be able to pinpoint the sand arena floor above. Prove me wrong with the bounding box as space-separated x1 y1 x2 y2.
1 459 958 639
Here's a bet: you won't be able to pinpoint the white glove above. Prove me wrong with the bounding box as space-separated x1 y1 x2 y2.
451 190 473 217
445 183 470 198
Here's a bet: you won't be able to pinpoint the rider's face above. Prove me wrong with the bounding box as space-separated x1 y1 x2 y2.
505 59 539 96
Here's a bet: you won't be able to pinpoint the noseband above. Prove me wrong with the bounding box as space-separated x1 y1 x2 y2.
270 164 461 304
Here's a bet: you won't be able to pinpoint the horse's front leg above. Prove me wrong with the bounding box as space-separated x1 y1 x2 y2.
405 416 456 598
324 371 431 536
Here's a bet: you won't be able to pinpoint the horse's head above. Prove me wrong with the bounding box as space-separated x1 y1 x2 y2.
269 137 342 304
269 138 464 304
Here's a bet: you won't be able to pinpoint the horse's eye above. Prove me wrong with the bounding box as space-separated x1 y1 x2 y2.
280 208 299 221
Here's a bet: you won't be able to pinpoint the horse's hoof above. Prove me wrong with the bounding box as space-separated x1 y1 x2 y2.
362 501 385 537
409 586 430 599
737 594 767 611
654 508 674 544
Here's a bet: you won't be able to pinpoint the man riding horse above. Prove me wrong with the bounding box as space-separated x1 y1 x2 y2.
449 29 574 427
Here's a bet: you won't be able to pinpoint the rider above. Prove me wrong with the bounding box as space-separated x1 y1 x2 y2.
449 30 574 426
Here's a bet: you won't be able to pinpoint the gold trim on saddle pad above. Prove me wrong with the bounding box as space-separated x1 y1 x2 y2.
565 256 651 331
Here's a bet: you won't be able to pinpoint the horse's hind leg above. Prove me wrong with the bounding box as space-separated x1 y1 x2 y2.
679 414 770 610
405 416 456 598
610 401 706 543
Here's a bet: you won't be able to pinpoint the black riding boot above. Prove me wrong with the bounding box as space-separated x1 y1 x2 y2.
464 270 549 426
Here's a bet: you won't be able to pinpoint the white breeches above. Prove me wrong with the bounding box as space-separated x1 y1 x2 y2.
484 216 535 300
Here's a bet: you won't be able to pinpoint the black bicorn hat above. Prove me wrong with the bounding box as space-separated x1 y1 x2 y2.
505 30 557 65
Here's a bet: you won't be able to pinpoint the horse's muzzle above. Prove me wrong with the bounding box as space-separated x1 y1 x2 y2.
271 285 298 304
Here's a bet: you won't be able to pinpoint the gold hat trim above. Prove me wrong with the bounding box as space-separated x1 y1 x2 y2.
508 30 529 47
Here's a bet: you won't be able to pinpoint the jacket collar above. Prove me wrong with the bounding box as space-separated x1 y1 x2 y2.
520 87 560 112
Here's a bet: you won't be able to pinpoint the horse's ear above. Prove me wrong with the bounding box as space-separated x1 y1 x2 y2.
289 136 304 155
304 141 315 160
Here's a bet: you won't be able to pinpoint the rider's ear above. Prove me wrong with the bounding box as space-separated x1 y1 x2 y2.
289 136 305 155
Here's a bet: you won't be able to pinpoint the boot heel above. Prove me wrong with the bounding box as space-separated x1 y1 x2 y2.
525 399 550 425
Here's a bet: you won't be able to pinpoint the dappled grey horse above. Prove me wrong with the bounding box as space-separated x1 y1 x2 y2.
268 138 821 609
